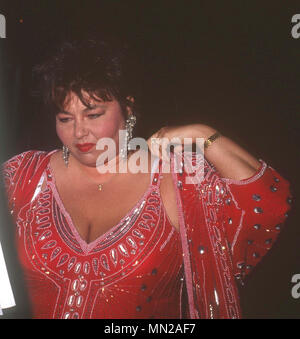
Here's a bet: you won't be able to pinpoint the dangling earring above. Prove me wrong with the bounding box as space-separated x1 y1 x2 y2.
62 145 70 167
120 114 137 159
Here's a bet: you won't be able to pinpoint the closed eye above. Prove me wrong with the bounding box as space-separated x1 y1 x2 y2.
58 117 71 123
87 114 103 119
57 113 103 123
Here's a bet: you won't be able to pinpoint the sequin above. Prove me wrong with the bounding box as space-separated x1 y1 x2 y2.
132 229 145 239
252 194 261 201
151 268 158 275
198 246 205 254
237 262 245 269
50 247 61 261
38 230 52 241
126 237 137 249
72 280 79 291
74 262 82 274
254 207 263 214
138 222 151 231
57 254 69 267
92 258 99 275
118 243 129 257
270 185 277 192
100 254 110 271
80 280 88 291
76 296 83 307
214 288 219 306
225 198 231 205
37 222 51 230
67 295 75 307
67 257 77 271
110 249 118 267
36 216 50 224
83 262 90 275
253 224 261 230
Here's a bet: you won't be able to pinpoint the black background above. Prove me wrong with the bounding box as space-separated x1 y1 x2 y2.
0 0 299 318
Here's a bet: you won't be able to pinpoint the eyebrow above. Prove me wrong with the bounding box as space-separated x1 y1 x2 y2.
58 104 107 114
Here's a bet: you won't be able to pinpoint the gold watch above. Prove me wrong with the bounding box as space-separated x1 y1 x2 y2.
204 132 221 149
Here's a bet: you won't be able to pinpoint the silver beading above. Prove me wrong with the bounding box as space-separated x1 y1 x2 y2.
62 145 70 167
120 114 137 159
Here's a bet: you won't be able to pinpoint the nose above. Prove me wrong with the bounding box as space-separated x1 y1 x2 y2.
74 120 89 139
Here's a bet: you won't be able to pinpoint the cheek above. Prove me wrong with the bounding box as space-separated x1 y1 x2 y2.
95 113 125 138
56 123 71 143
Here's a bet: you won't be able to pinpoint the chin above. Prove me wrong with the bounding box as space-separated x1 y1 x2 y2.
72 152 97 166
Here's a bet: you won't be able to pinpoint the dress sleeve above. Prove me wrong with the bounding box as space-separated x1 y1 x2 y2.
171 151 293 318
1 150 48 212
174 151 292 285
1 152 29 204
217 160 292 284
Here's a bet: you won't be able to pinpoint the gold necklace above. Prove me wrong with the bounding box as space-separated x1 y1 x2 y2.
95 152 134 191
70 152 132 192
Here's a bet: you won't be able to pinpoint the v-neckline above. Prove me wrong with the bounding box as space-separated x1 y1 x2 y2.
46 150 160 254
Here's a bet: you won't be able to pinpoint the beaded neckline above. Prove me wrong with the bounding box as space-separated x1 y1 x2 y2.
44 152 163 254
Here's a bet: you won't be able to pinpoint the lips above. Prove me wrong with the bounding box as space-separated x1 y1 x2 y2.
75 143 95 152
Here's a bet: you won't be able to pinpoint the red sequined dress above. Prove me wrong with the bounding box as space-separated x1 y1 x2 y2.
2 149 292 319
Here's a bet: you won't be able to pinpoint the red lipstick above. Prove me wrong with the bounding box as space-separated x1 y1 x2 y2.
75 143 95 152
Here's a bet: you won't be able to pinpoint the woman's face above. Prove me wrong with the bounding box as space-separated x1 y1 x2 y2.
56 91 130 167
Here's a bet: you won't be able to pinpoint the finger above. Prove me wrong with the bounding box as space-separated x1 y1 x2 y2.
147 137 160 159
173 143 183 155
161 139 170 163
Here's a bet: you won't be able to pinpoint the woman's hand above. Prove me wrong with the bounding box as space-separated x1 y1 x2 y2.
147 124 216 161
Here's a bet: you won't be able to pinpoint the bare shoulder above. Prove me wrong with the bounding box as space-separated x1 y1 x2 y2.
49 149 73 183
49 149 63 170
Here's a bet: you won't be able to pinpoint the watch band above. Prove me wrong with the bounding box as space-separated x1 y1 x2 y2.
204 132 221 149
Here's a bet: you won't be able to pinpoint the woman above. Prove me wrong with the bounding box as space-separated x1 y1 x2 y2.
1 37 292 319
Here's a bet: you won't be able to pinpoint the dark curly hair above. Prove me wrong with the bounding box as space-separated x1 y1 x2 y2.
32 35 141 119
